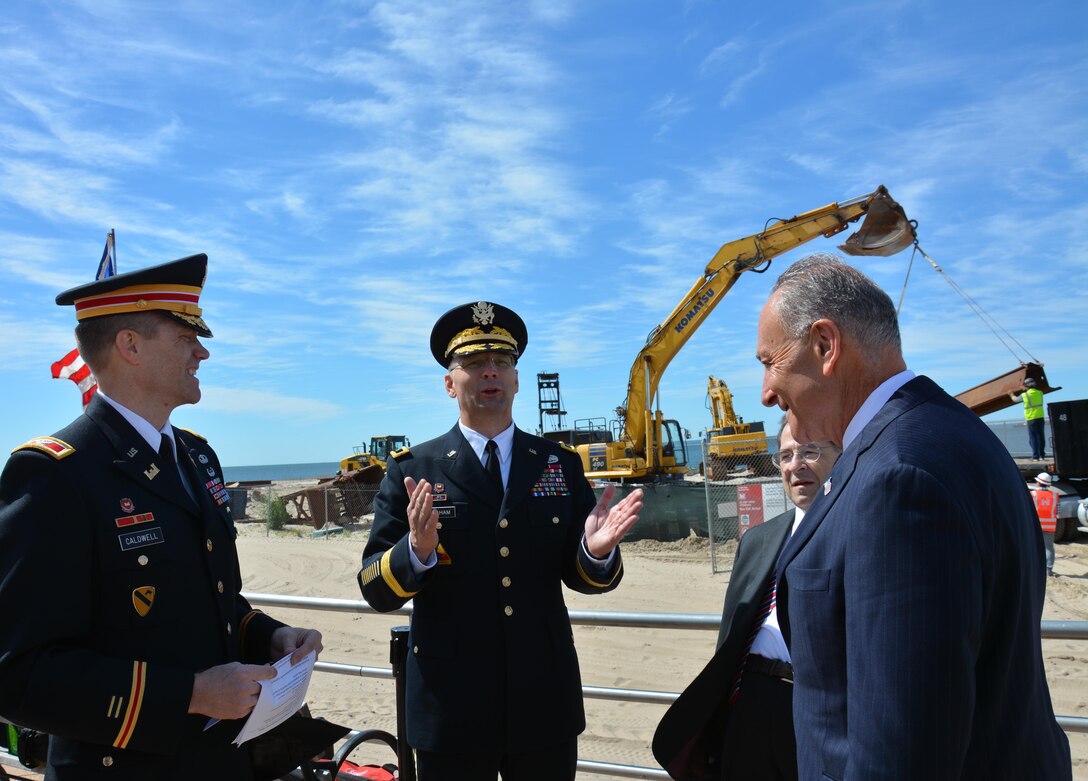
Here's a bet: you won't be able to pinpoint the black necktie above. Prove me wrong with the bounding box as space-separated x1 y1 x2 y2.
485 440 504 499
158 435 177 468
158 435 193 504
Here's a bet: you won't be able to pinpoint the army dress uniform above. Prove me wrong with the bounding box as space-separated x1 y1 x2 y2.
358 424 623 754
0 391 285 779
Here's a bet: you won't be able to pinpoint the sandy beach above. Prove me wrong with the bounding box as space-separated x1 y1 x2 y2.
8 485 1081 781
230 480 1088 780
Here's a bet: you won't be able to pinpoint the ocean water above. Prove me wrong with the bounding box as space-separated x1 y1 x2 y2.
222 462 341 483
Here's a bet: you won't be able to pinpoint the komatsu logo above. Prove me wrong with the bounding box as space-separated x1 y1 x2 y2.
674 288 715 333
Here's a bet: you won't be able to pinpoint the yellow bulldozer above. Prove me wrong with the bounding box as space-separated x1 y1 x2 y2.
339 434 411 476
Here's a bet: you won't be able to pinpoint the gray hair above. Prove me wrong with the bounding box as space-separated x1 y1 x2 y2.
770 252 901 358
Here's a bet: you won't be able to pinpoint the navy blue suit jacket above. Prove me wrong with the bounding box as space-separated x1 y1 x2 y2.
776 375 1070 780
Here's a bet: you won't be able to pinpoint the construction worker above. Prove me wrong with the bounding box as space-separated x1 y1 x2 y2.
1031 472 1060 577
1010 377 1047 459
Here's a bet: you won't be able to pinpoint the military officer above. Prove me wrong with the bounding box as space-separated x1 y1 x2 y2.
0 254 323 780
358 301 644 781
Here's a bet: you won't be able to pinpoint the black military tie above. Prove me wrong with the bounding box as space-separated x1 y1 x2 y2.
485 440 504 499
158 435 194 503
158 435 177 469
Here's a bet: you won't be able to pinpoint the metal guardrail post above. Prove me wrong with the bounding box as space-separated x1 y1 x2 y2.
390 625 416 781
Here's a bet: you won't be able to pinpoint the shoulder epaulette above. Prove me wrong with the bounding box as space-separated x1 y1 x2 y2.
177 427 208 443
13 436 76 459
559 441 578 453
390 446 412 461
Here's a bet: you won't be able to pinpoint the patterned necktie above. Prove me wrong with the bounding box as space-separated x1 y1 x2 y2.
485 440 504 499
729 573 777 704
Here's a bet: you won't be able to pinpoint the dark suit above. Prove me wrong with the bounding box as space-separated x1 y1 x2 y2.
358 425 623 756
653 510 794 780
776 376 1071 780
0 395 284 781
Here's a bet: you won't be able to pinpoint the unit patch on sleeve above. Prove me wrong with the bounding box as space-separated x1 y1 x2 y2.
531 462 570 496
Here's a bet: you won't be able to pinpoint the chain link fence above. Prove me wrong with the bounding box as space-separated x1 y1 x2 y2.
225 479 381 535
701 440 793 573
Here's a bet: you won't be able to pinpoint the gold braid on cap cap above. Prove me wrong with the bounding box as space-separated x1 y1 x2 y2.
72 283 204 321
446 326 518 358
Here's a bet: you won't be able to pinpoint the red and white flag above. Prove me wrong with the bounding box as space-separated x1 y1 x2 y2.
51 348 98 407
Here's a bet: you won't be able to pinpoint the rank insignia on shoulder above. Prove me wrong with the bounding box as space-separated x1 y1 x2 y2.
178 426 207 442
14 437 76 459
559 442 577 453
391 446 412 460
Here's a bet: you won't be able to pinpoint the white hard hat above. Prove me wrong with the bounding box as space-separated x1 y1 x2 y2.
1036 472 1053 485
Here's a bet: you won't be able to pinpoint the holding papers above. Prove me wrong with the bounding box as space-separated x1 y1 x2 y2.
233 649 317 745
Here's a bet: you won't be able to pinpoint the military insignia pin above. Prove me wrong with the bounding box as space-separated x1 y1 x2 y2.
144 464 160 480
120 498 134 512
471 301 495 325
132 586 156 617
198 454 209 464
126 448 139 457
447 450 456 457
824 479 832 495
548 454 559 464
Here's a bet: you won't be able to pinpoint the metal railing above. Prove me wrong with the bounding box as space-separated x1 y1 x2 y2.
244 593 1088 779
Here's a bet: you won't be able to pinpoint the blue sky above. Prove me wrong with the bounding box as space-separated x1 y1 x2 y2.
2 0 1085 467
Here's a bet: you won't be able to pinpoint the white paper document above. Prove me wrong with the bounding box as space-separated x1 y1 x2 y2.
232 649 317 746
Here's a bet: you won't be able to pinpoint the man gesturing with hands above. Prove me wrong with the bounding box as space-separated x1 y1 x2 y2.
359 301 642 781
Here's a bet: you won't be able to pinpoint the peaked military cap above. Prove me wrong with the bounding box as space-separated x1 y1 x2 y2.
430 301 527 366
56 253 213 337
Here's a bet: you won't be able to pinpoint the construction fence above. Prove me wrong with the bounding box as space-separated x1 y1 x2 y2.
225 479 382 533
698 440 795 573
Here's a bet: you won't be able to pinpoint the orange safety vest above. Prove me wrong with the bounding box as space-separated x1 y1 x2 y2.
1031 487 1058 533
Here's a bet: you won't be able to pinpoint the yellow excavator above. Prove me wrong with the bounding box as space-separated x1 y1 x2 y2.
704 375 772 478
577 185 916 481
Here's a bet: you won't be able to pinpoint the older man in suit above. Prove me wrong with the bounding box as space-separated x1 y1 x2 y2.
755 252 1070 780
358 301 643 781
652 419 839 780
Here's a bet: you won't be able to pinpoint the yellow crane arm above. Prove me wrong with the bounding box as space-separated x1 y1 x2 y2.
707 375 739 431
619 185 912 458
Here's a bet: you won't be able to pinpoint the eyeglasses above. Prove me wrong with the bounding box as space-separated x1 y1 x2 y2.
771 445 831 468
451 355 516 372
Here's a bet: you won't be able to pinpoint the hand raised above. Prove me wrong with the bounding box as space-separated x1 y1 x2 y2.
404 476 439 561
583 486 644 558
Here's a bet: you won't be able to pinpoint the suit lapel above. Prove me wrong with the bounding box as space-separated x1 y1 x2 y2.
437 425 498 507
176 432 231 529
775 376 939 645
500 429 548 517
85 397 199 515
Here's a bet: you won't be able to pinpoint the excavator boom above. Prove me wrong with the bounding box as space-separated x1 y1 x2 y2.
599 186 913 480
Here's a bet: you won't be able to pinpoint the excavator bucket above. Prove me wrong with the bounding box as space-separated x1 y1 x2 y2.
838 190 916 257
954 362 1062 417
